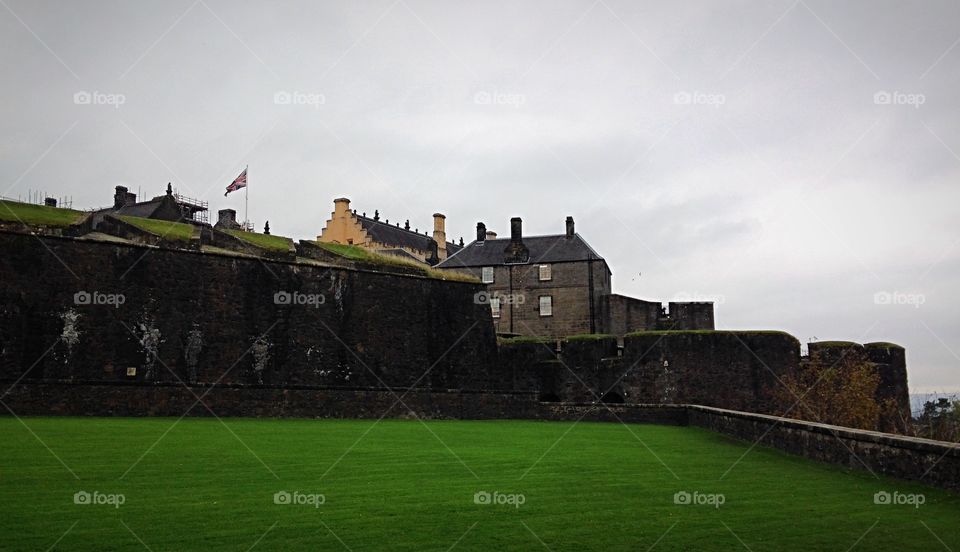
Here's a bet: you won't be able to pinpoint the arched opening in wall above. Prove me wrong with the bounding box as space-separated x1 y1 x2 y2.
601 391 625 404
539 393 561 402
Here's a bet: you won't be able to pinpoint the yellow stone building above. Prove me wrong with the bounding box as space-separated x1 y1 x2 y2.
317 198 462 265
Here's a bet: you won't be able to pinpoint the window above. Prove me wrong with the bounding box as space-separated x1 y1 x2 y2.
538 264 552 281
481 266 494 283
539 295 553 317
490 297 501 318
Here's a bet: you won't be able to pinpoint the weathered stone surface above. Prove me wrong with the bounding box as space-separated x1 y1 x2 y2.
0 231 497 390
687 405 960 492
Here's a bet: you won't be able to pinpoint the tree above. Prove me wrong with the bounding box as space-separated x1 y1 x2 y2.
771 349 882 431
915 398 960 442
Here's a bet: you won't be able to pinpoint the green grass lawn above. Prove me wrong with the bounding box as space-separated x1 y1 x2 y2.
313 241 479 282
117 216 195 241
0 418 956 551
0 200 85 226
223 229 293 251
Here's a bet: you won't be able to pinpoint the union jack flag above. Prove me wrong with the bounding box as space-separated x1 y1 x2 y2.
225 168 247 196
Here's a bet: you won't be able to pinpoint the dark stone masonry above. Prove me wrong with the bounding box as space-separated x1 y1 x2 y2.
0 232 498 391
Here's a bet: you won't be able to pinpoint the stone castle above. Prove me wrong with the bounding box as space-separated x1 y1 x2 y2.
0 185 910 434
317 198 715 339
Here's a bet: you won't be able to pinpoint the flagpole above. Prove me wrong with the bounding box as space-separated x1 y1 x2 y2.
244 164 249 230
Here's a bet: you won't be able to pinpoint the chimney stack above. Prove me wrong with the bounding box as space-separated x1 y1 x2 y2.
113 185 135 209
510 217 522 242
318 197 353 242
333 197 351 215
432 213 447 260
476 222 486 242
565 216 575 237
218 209 237 225
503 217 530 263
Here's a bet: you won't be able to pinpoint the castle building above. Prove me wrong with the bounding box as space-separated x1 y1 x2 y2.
317 198 462 265
93 184 209 224
435 216 714 338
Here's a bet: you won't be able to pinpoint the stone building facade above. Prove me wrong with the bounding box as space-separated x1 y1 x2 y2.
435 216 714 338
317 198 461 265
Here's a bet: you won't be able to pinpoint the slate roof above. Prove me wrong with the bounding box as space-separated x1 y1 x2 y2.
357 215 461 254
436 234 604 268
93 199 165 219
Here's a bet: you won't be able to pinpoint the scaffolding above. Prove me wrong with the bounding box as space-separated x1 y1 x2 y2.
173 192 209 224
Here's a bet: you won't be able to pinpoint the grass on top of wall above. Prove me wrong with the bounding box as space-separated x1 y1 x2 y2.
565 333 617 342
864 342 904 349
498 336 558 345
313 241 479 282
1 417 958 551
0 200 85 227
223 229 292 252
625 329 797 340
118 216 194 241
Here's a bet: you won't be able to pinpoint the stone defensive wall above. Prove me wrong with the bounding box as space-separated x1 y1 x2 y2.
497 331 801 413
0 231 908 417
0 231 499 391
686 405 960 493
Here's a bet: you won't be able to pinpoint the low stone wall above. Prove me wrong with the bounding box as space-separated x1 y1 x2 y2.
0 381 541 420
1 382 690 425
688 405 960 492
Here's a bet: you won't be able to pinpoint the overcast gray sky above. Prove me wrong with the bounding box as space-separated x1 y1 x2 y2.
1 0 957 392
